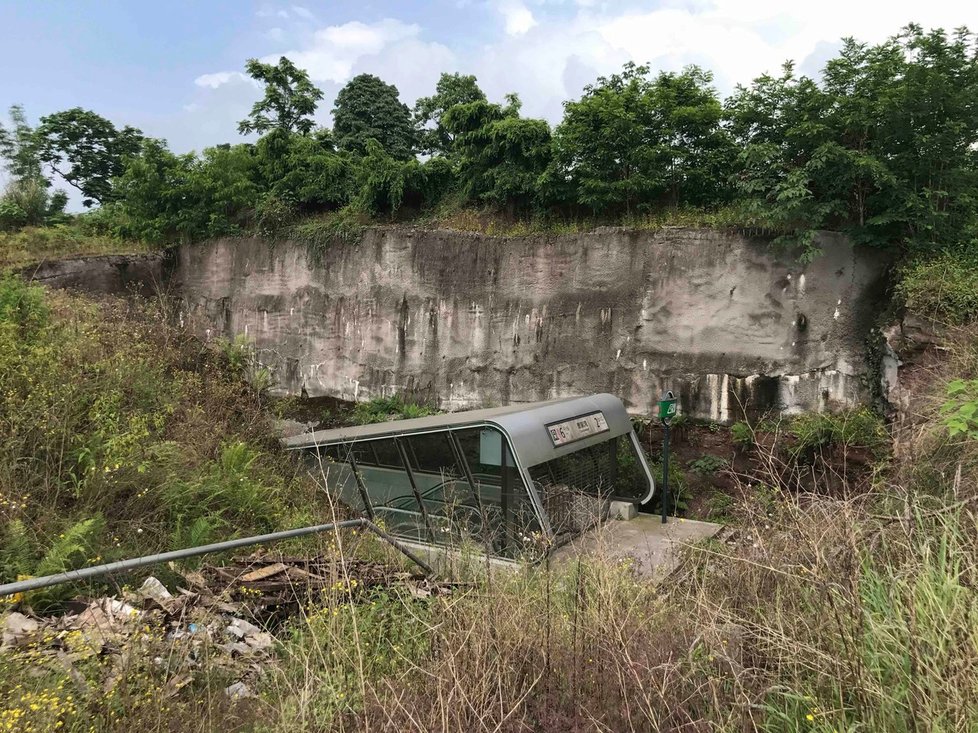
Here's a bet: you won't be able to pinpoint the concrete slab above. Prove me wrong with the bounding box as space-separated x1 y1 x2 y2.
551 515 722 581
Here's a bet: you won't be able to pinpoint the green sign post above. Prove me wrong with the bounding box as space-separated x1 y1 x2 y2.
658 391 677 524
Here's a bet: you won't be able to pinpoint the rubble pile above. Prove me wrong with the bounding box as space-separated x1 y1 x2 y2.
0 554 458 700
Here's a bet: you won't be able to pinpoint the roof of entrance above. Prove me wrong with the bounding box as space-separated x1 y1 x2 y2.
283 393 634 469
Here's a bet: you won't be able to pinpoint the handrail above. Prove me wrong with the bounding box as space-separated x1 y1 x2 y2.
0 518 434 598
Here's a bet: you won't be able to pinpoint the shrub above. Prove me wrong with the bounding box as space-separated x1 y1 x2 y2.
730 420 754 447
351 395 437 424
0 274 49 336
687 454 730 475
941 378 978 439
788 408 887 458
897 250 978 324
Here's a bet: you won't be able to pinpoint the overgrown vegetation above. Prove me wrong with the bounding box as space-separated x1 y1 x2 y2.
2 283 978 730
350 395 438 424
0 278 322 607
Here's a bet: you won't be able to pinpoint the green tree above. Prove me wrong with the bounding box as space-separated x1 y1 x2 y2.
554 63 731 215
256 127 352 210
414 72 487 156
332 74 416 159
0 105 45 183
727 25 978 255
444 94 551 214
352 139 424 215
238 56 324 136
35 108 143 207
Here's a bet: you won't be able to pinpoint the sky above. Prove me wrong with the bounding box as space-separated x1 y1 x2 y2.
1 0 977 166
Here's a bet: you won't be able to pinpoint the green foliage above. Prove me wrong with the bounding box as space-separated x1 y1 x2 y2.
256 128 352 211
896 250 978 323
35 107 143 207
0 104 44 182
33 516 106 578
687 454 730 475
649 457 689 514
333 74 416 160
0 288 322 593
351 395 437 424
731 421 754 447
238 56 324 136
110 138 258 242
727 26 978 258
554 63 733 215
12 25 978 266
788 408 888 458
941 379 978 439
0 274 48 337
445 95 551 214
352 139 425 215
414 72 487 157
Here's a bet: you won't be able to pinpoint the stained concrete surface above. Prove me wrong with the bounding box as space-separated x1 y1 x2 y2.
173 227 888 420
552 515 722 580
17 252 173 296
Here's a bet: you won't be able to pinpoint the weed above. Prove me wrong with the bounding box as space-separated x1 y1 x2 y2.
941 378 978 439
731 420 754 447
687 455 730 475
351 395 437 425
896 249 978 324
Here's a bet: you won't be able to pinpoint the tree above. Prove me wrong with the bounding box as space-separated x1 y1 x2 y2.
445 94 551 213
0 105 45 183
726 25 978 255
255 127 352 210
332 74 416 160
238 57 324 136
414 72 487 156
554 63 732 216
35 108 143 207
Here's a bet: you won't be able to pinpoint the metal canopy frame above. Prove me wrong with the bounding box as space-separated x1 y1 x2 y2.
288 394 656 558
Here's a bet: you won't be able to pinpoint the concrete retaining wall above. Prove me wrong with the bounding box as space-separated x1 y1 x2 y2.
174 227 888 420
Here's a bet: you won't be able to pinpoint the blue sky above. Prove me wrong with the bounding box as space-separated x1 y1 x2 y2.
2 0 977 162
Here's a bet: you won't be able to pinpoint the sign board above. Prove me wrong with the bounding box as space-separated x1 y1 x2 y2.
658 392 677 421
546 411 609 447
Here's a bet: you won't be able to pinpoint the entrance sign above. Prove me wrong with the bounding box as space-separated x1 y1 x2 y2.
546 411 610 447
658 392 677 421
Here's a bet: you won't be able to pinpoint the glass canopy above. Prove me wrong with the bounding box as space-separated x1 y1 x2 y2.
284 394 655 561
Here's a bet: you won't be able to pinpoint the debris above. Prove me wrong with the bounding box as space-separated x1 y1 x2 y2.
138 576 173 605
240 562 289 582
226 617 262 639
2 611 39 649
225 681 253 700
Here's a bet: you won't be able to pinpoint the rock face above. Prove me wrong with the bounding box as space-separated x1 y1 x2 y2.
17 252 174 296
174 227 888 421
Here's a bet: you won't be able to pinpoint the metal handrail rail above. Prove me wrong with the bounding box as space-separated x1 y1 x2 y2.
0 518 433 598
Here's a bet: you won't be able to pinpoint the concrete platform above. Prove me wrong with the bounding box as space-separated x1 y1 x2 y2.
551 514 722 581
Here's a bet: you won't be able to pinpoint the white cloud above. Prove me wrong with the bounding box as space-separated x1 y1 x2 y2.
269 19 424 84
194 71 252 89
497 0 537 35
291 5 314 20
180 0 978 151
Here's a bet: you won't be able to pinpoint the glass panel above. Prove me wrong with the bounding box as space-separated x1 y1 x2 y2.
453 428 544 560
353 438 429 543
401 433 480 548
310 444 368 514
614 435 654 503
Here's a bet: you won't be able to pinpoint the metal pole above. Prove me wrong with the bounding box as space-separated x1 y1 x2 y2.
661 422 670 524
0 517 434 598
